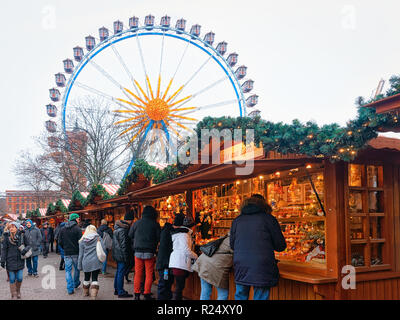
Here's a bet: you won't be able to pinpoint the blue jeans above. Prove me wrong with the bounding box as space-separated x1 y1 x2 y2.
26 255 39 275
9 269 24 284
114 262 127 295
102 249 109 273
200 278 229 300
235 284 270 300
64 255 80 293
58 245 64 259
157 270 174 300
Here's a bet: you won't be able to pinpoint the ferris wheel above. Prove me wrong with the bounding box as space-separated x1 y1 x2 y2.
45 14 259 177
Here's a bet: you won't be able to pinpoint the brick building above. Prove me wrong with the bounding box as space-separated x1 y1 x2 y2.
5 190 60 217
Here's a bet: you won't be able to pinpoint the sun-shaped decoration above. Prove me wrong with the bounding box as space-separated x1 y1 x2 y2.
113 76 198 147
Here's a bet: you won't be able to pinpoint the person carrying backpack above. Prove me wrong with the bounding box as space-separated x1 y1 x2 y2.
192 232 233 300
97 219 113 275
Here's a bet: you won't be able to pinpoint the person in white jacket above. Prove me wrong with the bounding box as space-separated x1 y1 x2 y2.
168 213 198 300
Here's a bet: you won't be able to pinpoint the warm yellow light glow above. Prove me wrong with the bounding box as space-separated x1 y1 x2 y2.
114 76 197 146
306 164 312 169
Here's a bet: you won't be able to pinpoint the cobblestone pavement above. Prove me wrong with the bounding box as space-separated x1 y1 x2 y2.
0 252 157 300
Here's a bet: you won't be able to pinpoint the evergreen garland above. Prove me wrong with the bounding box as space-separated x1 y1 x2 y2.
118 160 190 196
55 199 69 213
193 106 399 162
46 203 56 216
86 184 113 204
68 190 88 211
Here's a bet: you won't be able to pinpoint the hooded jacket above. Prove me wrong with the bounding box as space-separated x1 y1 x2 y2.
155 223 174 271
230 197 286 287
78 233 105 272
168 226 198 272
192 234 233 289
58 220 82 256
112 220 133 263
129 206 161 254
24 223 42 257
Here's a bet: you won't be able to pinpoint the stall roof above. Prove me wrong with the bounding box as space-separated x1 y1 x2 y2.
367 136 400 152
363 92 400 114
128 157 320 200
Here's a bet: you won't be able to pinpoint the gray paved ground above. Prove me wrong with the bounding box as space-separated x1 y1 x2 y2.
0 251 157 300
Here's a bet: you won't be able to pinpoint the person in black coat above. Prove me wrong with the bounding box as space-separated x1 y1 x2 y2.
1 222 29 299
112 219 133 298
156 222 174 300
58 214 82 295
130 205 161 300
230 194 286 300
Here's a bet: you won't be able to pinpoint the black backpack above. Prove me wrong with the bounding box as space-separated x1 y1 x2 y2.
199 235 228 257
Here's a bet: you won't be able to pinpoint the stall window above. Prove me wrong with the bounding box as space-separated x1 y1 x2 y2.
347 164 388 270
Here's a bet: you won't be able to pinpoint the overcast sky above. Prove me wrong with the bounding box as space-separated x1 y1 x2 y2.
1 0 399 192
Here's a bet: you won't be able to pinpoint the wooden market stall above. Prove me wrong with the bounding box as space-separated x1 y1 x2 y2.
126 136 400 300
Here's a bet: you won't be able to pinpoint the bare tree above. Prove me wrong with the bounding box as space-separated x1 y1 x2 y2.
14 96 148 197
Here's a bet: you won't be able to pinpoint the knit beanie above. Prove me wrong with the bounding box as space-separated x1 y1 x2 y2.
69 213 80 221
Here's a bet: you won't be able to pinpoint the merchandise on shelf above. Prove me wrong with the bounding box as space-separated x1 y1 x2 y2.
192 165 327 267
153 193 187 227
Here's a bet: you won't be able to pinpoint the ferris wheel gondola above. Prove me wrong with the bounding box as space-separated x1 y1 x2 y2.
44 14 259 178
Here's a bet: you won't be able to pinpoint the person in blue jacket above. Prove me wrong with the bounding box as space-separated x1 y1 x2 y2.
230 194 286 300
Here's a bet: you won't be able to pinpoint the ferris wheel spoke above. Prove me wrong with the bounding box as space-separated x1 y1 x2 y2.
168 55 213 104
180 99 237 116
167 117 196 133
135 31 150 97
192 76 228 99
111 45 145 104
164 119 183 139
172 40 191 81
74 82 116 104
158 76 229 113
159 31 165 80
88 60 139 106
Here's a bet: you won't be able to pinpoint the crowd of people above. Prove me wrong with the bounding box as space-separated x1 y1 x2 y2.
0 194 287 300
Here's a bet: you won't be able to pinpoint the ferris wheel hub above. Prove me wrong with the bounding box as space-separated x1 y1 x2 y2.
147 98 169 121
